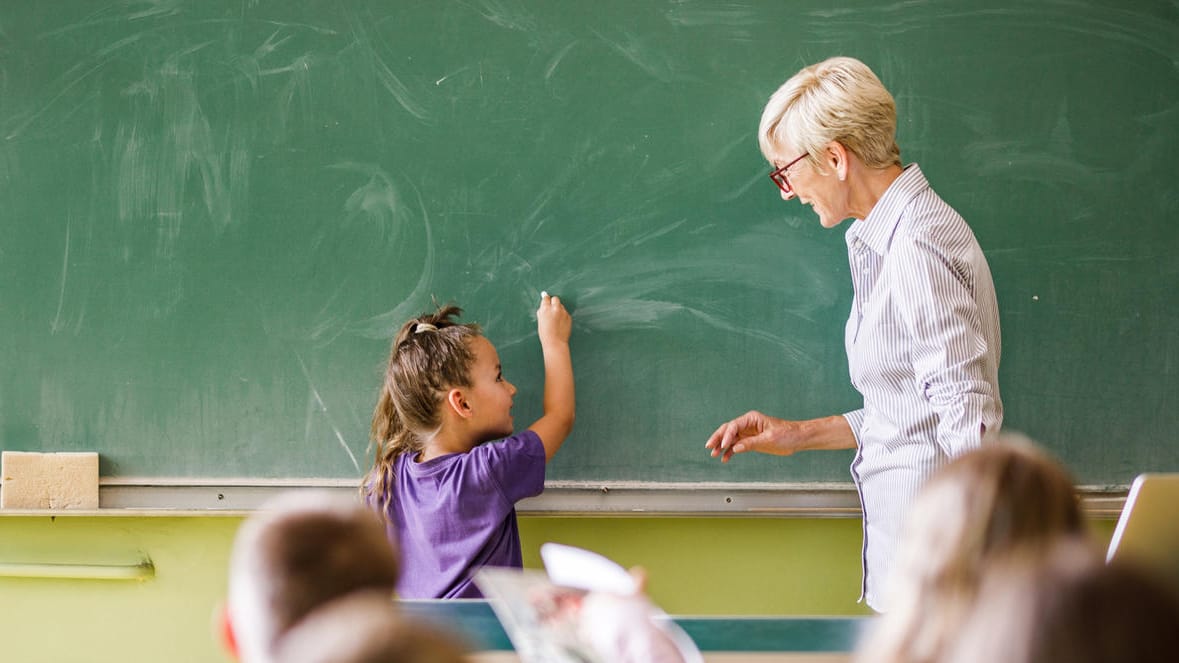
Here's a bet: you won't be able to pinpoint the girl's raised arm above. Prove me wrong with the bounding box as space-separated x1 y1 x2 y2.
528 293 574 461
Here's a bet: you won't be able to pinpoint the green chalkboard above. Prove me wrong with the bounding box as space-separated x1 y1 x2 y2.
2 1 1177 487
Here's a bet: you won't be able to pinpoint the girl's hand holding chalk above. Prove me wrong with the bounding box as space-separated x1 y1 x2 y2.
536 290 571 347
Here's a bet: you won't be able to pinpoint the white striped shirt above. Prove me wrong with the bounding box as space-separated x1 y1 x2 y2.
842 164 1002 611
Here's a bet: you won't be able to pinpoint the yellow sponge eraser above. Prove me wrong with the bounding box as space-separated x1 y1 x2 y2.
1 451 100 509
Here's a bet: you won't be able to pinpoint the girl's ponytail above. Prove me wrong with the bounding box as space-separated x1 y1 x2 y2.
361 304 481 514
363 384 412 515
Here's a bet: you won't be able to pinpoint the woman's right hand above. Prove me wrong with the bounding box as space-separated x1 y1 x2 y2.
705 410 798 463
706 412 856 462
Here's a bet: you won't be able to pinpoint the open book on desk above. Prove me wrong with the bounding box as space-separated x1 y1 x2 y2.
474 543 703 663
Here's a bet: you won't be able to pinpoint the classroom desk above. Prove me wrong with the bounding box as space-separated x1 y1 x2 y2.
398 599 868 663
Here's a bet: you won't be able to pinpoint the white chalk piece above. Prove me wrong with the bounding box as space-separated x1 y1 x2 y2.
1 451 99 509
541 291 549 298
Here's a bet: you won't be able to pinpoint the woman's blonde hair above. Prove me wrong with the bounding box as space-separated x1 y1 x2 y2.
759 56 901 171
857 435 1085 663
361 304 481 515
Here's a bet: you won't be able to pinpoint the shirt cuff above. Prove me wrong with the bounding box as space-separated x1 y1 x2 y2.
843 409 866 447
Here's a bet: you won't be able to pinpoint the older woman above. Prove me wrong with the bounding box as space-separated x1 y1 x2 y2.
705 56 1002 611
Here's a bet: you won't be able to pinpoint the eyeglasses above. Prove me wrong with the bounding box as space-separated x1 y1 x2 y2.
769 153 808 195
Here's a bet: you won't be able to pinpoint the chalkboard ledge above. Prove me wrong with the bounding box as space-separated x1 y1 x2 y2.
0 478 1128 517
88 478 871 515
0 508 251 518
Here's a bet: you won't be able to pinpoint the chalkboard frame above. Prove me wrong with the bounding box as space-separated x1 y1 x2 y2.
3 1 1178 505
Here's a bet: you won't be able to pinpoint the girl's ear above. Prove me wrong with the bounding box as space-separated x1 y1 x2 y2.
445 388 471 418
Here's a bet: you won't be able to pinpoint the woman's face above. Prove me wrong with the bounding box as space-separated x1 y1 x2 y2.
776 144 851 229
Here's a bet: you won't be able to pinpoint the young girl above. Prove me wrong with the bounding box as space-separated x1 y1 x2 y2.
362 294 574 599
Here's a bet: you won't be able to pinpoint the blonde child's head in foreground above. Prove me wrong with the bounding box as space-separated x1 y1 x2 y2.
858 434 1087 663
946 538 1179 663
223 491 400 663
273 590 469 663
895 434 1084 594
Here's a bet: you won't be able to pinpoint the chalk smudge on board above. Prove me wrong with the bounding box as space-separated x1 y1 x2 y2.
663 3 758 42
963 138 1099 189
108 46 244 262
253 27 296 62
296 352 361 472
262 52 316 135
569 295 820 372
507 227 834 369
721 168 767 204
351 178 438 339
468 0 540 33
343 13 430 121
809 3 1179 67
591 29 678 83
545 40 578 81
333 163 404 239
436 65 472 86
50 221 71 335
598 217 685 259
631 218 687 246
5 26 155 140
305 289 351 348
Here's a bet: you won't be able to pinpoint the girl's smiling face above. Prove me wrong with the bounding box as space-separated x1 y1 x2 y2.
463 335 517 442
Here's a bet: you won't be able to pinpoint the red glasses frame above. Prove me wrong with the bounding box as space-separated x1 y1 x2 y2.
769 153 808 194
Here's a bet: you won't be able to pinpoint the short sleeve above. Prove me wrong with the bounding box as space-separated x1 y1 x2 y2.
470 430 547 504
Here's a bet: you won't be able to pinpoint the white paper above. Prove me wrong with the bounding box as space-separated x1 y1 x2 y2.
476 544 704 663
540 542 637 595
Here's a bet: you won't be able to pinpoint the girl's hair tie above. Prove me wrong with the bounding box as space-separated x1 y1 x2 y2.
413 322 438 334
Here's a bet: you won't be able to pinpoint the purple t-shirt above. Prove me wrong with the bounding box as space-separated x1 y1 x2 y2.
387 430 546 599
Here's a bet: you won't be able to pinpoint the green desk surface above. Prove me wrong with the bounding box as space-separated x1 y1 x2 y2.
397 600 869 652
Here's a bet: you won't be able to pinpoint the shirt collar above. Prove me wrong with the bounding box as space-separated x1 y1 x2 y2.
846 163 928 255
